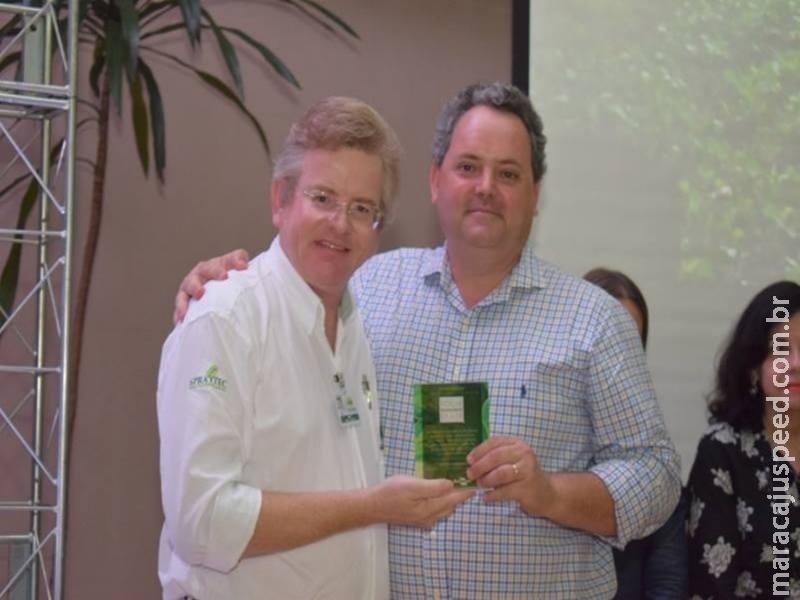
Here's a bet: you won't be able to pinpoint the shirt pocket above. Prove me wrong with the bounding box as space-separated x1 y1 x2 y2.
488 358 593 471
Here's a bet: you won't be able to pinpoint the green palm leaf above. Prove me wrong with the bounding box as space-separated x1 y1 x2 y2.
140 22 185 40
293 0 359 38
139 0 176 19
0 0 360 356
0 51 21 76
201 9 243 96
221 26 300 89
177 0 202 48
0 13 22 39
105 17 124 112
131 70 150 175
141 23 301 89
0 172 34 200
116 0 140 79
195 69 268 155
0 178 40 331
138 59 166 179
89 39 105 97
156 48 270 155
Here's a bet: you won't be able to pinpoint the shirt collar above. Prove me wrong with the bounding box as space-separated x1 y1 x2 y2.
267 236 356 336
422 236 547 305
505 237 546 291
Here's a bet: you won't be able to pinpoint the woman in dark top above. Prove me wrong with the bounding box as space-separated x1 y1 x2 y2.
686 280 800 598
584 268 688 599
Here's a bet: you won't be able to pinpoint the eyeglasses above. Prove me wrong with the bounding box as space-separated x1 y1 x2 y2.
302 189 384 231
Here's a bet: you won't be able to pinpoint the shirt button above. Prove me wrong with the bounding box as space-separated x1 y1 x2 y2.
429 530 437 539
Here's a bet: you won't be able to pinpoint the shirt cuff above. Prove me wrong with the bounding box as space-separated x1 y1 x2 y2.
205 483 262 572
590 458 680 549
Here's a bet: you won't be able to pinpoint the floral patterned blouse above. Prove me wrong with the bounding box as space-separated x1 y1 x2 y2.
687 422 800 598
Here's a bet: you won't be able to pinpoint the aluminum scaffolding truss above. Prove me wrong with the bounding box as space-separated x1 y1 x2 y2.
0 2 77 599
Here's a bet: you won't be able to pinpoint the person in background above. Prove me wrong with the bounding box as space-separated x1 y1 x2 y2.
172 82 681 598
584 267 688 599
583 268 650 347
686 280 800 597
156 96 472 600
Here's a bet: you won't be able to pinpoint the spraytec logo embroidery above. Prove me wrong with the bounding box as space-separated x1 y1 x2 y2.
190 364 227 391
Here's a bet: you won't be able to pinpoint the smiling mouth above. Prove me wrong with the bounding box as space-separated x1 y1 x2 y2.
317 240 349 252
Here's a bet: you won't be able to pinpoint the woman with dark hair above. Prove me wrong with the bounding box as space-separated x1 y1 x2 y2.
687 280 800 597
584 268 688 599
584 268 650 348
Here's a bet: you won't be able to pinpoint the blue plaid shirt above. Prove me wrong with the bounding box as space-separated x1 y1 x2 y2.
350 240 681 599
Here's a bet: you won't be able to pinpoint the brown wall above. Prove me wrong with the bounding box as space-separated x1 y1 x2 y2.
64 1 512 597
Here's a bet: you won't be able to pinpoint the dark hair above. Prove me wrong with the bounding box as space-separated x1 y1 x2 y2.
708 280 800 430
431 82 547 183
583 267 649 348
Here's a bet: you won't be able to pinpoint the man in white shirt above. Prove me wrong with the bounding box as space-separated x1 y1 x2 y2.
157 96 472 600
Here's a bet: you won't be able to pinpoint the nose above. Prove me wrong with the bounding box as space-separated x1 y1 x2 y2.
327 202 352 231
474 169 495 198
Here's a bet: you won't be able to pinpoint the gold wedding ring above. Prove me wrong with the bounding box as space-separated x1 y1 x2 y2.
511 462 520 479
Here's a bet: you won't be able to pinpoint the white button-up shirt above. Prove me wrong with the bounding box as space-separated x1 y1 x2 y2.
157 238 387 600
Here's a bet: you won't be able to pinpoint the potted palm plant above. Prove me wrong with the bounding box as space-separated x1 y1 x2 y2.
0 0 358 441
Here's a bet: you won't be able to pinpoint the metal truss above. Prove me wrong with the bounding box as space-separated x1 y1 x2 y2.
0 2 77 599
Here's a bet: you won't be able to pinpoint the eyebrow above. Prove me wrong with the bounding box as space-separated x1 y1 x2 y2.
496 160 523 169
454 153 523 168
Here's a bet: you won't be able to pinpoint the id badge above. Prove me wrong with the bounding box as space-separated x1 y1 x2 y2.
333 372 360 427
361 374 374 411
362 374 383 450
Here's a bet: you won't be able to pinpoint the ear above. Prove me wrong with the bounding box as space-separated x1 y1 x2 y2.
531 181 541 216
429 162 441 205
271 179 285 229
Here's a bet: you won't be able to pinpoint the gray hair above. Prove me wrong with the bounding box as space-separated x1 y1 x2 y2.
431 82 547 183
273 96 401 221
